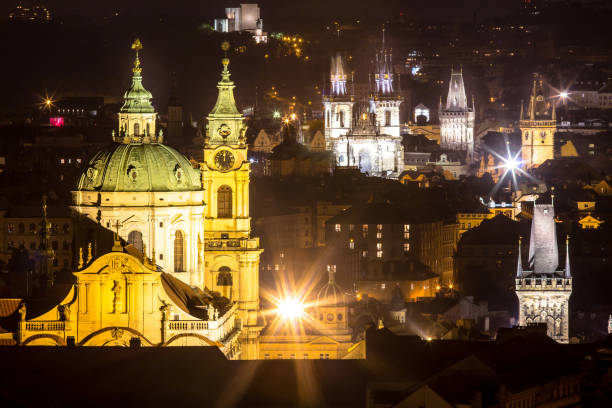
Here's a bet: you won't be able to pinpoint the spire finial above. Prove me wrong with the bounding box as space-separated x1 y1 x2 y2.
87 242 92 263
131 38 143 74
516 235 523 278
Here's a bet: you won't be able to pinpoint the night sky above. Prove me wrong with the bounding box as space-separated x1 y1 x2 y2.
3 0 522 22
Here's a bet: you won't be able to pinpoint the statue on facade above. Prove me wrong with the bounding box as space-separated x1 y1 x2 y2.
19 303 26 321
111 280 122 313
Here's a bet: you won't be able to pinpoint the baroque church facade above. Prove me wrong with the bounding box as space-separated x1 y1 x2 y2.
515 202 572 343
17 40 263 359
323 35 404 178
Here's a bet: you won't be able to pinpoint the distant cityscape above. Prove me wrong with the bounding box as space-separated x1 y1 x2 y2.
1 1 612 407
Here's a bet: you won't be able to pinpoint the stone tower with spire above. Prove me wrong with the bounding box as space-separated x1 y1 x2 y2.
439 68 476 163
516 202 572 343
520 74 556 169
370 28 403 138
323 52 354 144
200 41 263 359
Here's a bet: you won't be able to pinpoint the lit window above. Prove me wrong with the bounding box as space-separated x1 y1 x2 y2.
381 283 386 289
404 224 410 232
275 264 279 271
349 239 354 249
377 224 383 231
280 252 285 258
362 250 367 257
335 224 341 232
404 243 410 252
377 250 383 258
349 224 354 231
404 232 410 240
376 243 382 250
362 224 368 232
376 232 382 239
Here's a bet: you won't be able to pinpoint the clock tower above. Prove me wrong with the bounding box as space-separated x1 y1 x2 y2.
201 43 263 359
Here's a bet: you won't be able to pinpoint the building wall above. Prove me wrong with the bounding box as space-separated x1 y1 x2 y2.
520 120 556 168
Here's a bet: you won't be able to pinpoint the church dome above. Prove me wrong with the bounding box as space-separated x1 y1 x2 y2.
316 265 346 308
77 143 201 192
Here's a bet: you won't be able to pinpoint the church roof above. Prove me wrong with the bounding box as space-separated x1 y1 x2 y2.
76 142 202 192
443 69 470 112
316 266 347 308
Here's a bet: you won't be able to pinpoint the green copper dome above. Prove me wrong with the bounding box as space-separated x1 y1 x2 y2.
77 143 202 192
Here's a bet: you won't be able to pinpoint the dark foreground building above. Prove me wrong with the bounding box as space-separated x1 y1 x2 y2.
2 327 611 407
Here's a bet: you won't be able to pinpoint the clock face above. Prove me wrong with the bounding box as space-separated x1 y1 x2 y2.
218 124 232 139
214 150 235 171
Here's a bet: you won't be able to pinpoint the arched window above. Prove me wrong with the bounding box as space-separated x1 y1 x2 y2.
217 185 232 218
146 122 150 136
174 230 185 272
134 122 140 136
128 231 143 253
326 110 330 127
385 110 391 126
339 110 345 128
217 266 232 286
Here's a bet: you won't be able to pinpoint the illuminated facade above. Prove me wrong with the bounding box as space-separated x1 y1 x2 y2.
200 47 263 359
259 266 364 359
516 203 572 343
323 46 403 177
72 40 205 287
439 68 475 163
18 245 240 355
520 75 556 168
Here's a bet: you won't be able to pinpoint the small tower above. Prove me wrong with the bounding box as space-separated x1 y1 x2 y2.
323 53 354 146
439 68 476 163
370 27 403 138
166 73 183 143
36 195 55 287
520 74 556 169
116 39 158 144
516 202 572 343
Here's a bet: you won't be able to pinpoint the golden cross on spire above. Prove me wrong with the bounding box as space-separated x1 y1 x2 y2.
131 38 143 73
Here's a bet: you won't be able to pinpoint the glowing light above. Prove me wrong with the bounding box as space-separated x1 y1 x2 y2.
559 91 568 99
277 297 304 320
425 337 433 341
436 285 441 291
272 111 281 119
504 156 520 171
45 99 52 106
449 283 454 289
290 113 297 121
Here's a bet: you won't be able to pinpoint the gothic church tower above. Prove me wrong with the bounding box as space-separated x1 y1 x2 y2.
520 75 556 169
439 68 475 163
516 202 572 343
200 42 262 359
370 28 402 138
323 53 354 145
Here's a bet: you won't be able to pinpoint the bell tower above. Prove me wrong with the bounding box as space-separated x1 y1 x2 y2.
520 75 556 169
201 42 262 359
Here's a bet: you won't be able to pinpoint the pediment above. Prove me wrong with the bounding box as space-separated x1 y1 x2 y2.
308 335 340 345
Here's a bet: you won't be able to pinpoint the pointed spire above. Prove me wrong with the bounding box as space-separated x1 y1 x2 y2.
520 99 524 120
206 41 244 146
516 236 523 278
120 38 154 116
564 235 571 278
86 242 92 263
